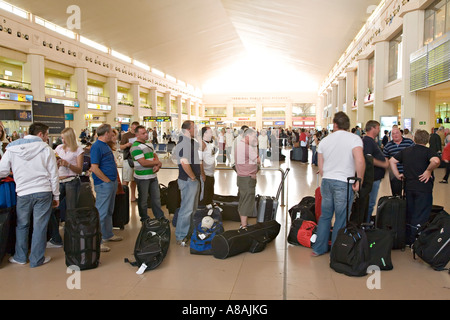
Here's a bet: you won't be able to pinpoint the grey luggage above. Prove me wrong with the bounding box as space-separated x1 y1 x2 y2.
255 168 289 222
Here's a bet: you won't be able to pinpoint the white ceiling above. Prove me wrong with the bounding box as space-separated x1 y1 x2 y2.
9 0 381 94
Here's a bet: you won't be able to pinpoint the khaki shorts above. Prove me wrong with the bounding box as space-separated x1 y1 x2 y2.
122 160 135 182
237 176 256 217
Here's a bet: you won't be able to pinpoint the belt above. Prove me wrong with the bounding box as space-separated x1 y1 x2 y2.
60 176 79 183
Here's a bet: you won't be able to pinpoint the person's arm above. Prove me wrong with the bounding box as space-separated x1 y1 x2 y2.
0 150 11 178
90 163 112 183
46 148 60 206
418 156 440 183
352 146 365 191
317 152 324 177
373 157 389 169
389 157 403 180
59 153 83 175
180 158 196 180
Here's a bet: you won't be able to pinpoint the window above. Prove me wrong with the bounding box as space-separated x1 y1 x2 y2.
389 32 403 82
368 57 375 93
424 0 450 45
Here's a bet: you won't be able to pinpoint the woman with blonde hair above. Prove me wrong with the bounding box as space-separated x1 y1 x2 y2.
48 127 84 248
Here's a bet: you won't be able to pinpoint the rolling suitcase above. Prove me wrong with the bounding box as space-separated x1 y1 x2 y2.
315 173 322 223
211 220 281 259
64 207 102 271
330 177 370 277
375 181 406 250
362 223 394 271
113 184 130 230
255 168 290 222
0 207 14 264
166 180 181 214
290 147 302 161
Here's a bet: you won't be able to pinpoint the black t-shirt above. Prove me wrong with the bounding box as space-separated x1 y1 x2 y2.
363 136 386 181
394 145 437 193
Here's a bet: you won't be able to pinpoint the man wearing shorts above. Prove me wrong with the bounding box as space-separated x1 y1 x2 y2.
235 128 260 230
120 121 139 201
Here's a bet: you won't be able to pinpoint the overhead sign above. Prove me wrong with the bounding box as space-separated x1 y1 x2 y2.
32 100 65 134
143 116 172 122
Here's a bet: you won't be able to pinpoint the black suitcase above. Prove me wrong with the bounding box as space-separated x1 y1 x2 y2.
0 207 14 264
166 180 181 214
113 184 130 230
376 194 406 250
64 207 101 270
77 181 95 208
362 223 394 270
211 220 281 259
349 155 374 225
125 218 171 273
330 177 370 277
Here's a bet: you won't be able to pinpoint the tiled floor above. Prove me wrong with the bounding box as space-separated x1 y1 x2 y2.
1 149 449 300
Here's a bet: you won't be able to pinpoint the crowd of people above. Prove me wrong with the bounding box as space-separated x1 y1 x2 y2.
0 115 448 266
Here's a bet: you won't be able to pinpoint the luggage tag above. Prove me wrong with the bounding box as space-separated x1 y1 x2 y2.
136 263 148 275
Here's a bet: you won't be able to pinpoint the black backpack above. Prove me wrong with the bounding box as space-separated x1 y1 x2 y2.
125 218 170 273
64 207 101 271
413 211 450 272
330 177 370 277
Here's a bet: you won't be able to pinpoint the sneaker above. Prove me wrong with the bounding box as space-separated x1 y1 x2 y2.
439 180 448 184
46 240 63 248
103 235 123 242
42 256 51 265
176 240 188 247
101 244 111 252
9 257 26 265
239 225 248 232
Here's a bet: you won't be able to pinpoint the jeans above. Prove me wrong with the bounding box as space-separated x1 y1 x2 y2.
48 178 81 244
14 192 53 267
135 177 165 221
94 180 118 240
311 146 317 165
258 148 267 164
366 179 381 223
405 190 433 245
312 178 354 255
175 178 200 241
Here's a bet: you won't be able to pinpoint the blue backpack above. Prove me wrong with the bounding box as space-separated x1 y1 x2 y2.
0 177 16 209
190 220 224 255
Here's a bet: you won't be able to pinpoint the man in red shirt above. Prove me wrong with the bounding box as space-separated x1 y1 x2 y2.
439 141 450 183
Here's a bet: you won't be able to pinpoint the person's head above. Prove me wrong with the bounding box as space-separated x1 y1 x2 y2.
365 120 380 137
414 129 430 145
97 124 113 142
333 112 350 131
61 127 78 152
181 120 195 138
391 127 403 143
130 121 139 133
201 126 213 142
29 122 49 142
243 128 257 146
135 125 149 142
108 129 119 151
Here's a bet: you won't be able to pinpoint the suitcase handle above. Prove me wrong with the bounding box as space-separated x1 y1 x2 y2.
346 176 361 226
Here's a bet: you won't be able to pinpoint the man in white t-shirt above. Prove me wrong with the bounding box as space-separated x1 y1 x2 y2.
312 112 365 257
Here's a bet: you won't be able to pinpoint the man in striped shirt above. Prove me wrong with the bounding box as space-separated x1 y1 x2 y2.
383 126 414 196
130 125 165 222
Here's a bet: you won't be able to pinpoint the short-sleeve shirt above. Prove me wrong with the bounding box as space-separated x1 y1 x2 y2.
362 136 386 181
174 135 201 180
382 138 414 173
393 145 437 193
317 130 363 183
130 140 157 180
55 144 84 177
90 140 117 185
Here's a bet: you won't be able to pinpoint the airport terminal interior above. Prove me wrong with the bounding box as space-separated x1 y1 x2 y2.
0 0 450 300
